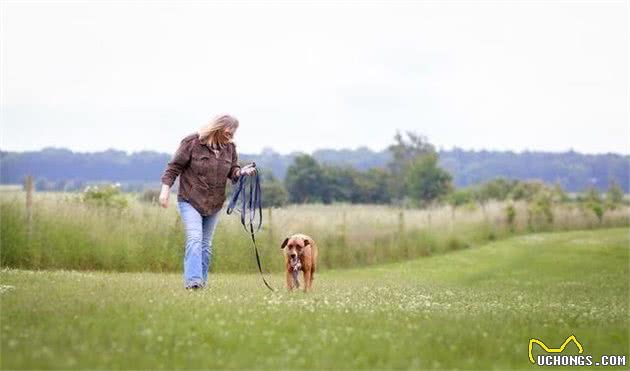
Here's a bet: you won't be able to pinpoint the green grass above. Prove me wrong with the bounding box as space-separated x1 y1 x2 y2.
1 228 628 370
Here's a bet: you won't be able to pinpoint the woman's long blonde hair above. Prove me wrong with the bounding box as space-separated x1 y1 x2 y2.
198 114 239 148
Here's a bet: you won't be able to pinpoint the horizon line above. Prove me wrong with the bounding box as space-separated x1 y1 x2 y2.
0 145 629 157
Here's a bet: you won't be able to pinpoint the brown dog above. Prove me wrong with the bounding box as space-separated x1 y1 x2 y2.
280 234 318 292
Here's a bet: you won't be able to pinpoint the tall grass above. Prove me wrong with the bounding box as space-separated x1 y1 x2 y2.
1 191 628 273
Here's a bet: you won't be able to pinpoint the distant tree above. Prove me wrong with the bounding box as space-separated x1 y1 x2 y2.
472 187 491 219
34 177 49 191
354 168 391 204
527 191 554 231
321 165 357 203
285 155 325 203
583 187 604 224
388 131 436 167
387 131 436 199
285 156 392 205
551 183 570 203
510 181 545 201
261 172 289 208
584 187 602 204
3 147 629 193
472 178 519 219
607 181 624 209
477 178 517 201
447 188 473 223
404 153 453 207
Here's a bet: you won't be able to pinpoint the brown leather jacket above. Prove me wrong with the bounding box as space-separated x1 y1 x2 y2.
161 133 241 216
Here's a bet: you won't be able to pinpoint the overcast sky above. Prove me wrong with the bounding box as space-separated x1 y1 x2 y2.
1 1 628 155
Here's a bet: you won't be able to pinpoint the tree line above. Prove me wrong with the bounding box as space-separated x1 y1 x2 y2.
260 132 627 211
1 132 627 194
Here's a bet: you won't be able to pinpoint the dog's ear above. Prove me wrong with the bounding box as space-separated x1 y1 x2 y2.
281 237 289 249
303 239 310 246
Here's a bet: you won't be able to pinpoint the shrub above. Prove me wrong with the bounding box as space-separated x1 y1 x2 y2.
505 204 516 231
82 184 128 210
139 189 160 205
591 203 604 224
527 192 554 231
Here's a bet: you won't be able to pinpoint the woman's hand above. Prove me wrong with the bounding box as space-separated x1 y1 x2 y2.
159 184 170 208
240 167 257 177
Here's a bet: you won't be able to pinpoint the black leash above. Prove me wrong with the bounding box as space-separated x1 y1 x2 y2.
226 163 275 291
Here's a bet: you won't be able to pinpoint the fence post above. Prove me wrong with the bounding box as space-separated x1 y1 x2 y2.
341 210 347 247
25 175 34 241
398 210 405 235
398 210 407 258
267 207 273 244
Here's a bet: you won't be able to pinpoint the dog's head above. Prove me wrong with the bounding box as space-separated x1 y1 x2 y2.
281 235 310 262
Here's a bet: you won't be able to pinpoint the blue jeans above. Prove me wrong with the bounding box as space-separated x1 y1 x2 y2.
177 201 221 288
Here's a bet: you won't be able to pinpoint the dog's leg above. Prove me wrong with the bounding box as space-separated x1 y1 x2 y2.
302 246 313 293
286 271 294 291
303 266 312 293
308 266 315 291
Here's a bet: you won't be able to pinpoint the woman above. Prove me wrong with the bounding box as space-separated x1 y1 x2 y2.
159 114 256 290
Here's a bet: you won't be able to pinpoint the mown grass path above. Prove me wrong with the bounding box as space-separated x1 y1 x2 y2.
1 228 628 370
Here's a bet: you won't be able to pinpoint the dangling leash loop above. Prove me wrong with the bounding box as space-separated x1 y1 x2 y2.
227 163 274 291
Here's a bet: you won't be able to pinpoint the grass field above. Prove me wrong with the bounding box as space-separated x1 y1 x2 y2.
2 191 629 273
1 228 628 370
